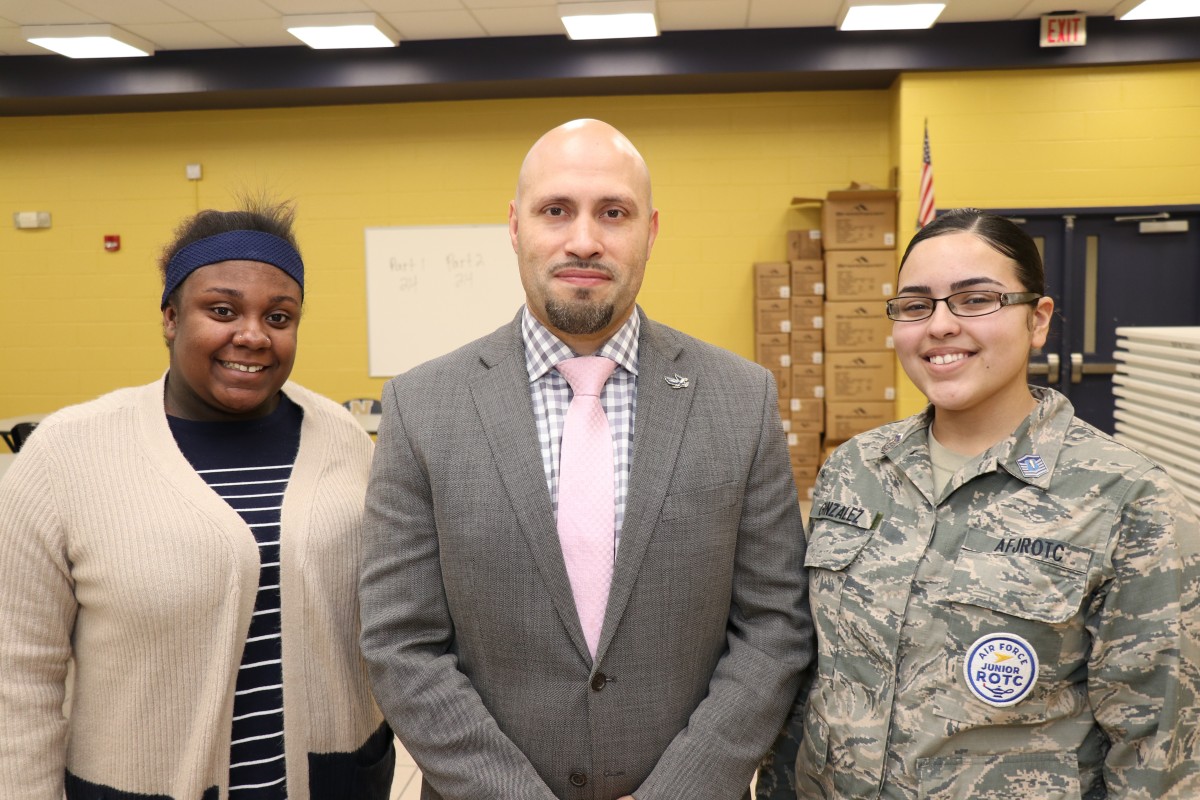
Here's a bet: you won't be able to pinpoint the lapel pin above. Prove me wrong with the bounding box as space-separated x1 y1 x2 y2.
664 373 690 390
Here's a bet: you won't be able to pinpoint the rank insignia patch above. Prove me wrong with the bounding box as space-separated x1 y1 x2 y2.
1016 454 1048 478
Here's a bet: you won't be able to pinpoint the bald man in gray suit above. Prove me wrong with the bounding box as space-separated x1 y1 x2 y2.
359 119 813 800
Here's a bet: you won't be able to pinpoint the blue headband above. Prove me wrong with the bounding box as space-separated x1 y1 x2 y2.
161 230 304 308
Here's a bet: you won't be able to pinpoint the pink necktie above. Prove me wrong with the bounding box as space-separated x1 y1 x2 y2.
555 356 618 659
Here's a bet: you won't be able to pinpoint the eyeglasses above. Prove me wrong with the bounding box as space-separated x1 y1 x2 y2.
886 291 1042 322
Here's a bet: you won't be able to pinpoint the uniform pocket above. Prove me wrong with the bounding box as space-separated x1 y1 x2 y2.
917 751 1081 800
933 530 1092 725
797 706 830 775
804 518 876 571
944 528 1090 624
804 512 876 684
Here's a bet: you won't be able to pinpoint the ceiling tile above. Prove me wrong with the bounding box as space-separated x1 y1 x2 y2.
206 16 298 46
0 0 103 24
461 0 554 9
916 0 1124 24
0 24 53 54
747 0 841 29
659 0 749 32
257 0 372 14
1007 0 1125 19
122 21 240 49
384 9 487 39
0 0 1168 54
162 0 282 22
937 0 1025 22
57 0 191 24
367 0 468 10
471 5 560 36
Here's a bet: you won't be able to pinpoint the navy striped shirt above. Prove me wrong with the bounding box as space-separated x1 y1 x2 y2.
169 398 302 799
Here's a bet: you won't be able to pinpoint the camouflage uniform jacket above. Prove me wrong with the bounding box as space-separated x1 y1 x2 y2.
790 387 1200 799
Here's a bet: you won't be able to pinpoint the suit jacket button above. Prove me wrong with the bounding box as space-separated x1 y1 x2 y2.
569 772 588 787
591 672 607 691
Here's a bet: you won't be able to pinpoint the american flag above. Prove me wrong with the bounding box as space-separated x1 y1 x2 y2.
917 121 935 229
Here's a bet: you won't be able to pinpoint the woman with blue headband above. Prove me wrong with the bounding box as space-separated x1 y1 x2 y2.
0 202 394 799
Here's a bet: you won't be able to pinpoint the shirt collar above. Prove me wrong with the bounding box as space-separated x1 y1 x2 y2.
996 385 1072 487
880 385 1073 489
522 305 641 382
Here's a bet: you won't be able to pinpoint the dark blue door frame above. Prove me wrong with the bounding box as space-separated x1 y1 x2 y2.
977 205 1200 433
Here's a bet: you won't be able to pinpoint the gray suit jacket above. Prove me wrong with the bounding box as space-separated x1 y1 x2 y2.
360 310 812 800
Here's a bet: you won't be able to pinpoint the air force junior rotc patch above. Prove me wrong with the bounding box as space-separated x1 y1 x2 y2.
1016 454 1048 478
964 632 1039 707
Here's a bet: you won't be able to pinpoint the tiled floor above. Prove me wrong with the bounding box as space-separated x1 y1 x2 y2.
391 739 421 800
390 499 808 798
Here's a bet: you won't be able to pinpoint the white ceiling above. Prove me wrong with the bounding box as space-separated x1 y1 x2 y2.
0 0 1140 56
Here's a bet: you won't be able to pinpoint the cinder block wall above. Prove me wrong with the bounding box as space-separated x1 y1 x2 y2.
0 91 889 416
2 60 1198 421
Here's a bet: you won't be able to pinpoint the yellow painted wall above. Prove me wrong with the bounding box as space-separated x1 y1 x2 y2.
0 91 891 418
892 62 1200 417
3 61 1199 423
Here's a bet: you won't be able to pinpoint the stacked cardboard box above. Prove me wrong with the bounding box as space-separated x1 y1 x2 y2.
819 190 898 446
753 262 794 416
754 228 826 501
757 188 900 501
786 236 825 500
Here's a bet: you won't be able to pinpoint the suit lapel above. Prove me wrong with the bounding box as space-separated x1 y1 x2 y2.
469 317 593 661
596 316 697 661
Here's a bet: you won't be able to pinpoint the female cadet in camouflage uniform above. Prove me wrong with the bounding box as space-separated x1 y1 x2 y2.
759 208 1200 799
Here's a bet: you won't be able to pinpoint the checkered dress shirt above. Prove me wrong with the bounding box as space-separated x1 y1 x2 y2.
522 305 638 548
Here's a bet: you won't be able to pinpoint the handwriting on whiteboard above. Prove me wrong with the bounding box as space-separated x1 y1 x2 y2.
387 252 486 291
365 224 524 376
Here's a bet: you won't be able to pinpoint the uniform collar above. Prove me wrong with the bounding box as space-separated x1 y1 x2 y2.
876 386 1075 491
995 386 1073 489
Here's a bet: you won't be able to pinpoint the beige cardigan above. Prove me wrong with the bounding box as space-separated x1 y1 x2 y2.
0 378 387 799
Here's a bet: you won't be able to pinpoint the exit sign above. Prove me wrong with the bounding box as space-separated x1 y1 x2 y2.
1040 13 1087 47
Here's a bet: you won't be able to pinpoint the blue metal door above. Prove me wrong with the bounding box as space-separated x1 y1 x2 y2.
994 207 1200 434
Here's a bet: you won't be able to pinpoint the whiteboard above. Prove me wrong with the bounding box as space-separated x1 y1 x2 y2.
365 224 525 377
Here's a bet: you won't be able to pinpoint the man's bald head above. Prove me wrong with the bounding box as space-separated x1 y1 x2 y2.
515 119 652 209
507 118 659 355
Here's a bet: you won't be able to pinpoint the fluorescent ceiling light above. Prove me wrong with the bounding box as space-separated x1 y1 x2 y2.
558 0 659 40
284 13 399 49
23 24 154 58
839 3 946 31
1114 0 1200 20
